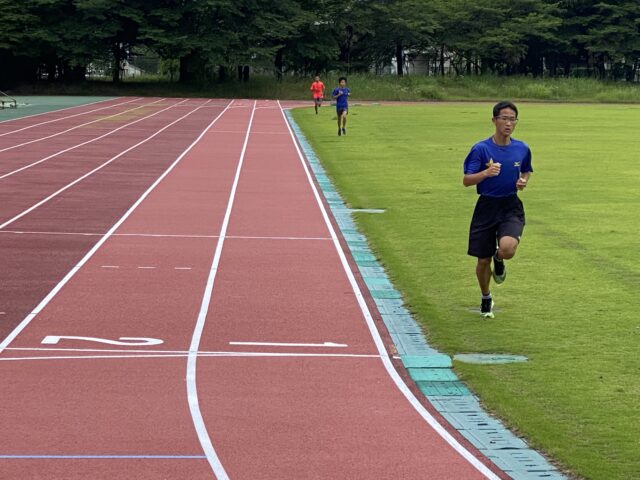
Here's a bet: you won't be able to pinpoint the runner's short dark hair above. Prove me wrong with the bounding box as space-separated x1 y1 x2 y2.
338 76 347 83
493 101 518 118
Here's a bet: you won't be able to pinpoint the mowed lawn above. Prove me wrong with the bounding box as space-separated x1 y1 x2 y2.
292 103 640 480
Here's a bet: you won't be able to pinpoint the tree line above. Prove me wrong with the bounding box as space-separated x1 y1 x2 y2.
1 0 639 87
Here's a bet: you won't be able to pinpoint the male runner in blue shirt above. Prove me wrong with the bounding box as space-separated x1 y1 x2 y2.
463 101 533 318
332 76 350 136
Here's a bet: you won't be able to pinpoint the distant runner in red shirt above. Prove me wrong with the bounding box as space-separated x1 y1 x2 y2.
310 76 325 114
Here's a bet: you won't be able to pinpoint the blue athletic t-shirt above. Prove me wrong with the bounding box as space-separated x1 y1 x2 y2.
463 137 533 197
332 87 350 109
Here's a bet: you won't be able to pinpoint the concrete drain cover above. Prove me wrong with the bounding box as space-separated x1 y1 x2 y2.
454 354 528 364
349 208 386 214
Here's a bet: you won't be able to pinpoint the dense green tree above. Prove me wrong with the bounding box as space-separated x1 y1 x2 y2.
429 0 562 76
74 0 144 82
2 0 640 85
228 0 308 79
0 0 40 86
279 0 345 75
578 0 640 80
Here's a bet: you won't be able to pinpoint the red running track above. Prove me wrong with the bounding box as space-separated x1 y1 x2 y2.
0 97 158 152
0 98 230 340
0 99 506 479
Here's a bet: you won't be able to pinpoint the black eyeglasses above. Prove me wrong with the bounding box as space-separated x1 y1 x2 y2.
495 116 518 123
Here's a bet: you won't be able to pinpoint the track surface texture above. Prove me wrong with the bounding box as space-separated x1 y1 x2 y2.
0 98 505 479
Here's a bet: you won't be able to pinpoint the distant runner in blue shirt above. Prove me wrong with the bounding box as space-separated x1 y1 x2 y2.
332 76 350 136
463 101 533 318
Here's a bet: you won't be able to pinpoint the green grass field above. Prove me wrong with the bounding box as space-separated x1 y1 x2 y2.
292 103 640 480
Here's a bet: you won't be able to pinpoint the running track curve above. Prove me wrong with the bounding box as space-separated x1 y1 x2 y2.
0 99 507 479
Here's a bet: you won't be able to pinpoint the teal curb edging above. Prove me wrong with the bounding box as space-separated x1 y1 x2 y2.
285 110 566 480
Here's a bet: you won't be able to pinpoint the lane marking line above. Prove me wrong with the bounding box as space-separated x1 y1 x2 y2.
278 101 500 480
170 102 231 107
208 130 287 135
100 265 193 270
0 455 206 459
0 230 332 241
0 97 173 179
186 101 258 480
0 230 104 236
0 97 122 125
0 98 140 138
226 235 332 241
230 341 348 348
0 352 381 362
5 346 378 356
0 97 167 154
0 99 233 354
0 99 207 231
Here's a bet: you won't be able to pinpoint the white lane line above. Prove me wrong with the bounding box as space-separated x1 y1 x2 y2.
208 130 288 135
187 101 257 480
0 98 140 138
0 99 233 354
0 97 172 179
6 346 365 355
0 352 381 362
0 230 102 236
0 230 332 241
227 235 332 241
230 341 348 348
101 265 192 270
0 99 204 231
0 97 121 125
278 101 501 480
0 98 166 153
172 103 232 108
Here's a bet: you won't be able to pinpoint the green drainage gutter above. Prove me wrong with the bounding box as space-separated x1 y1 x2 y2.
285 110 565 480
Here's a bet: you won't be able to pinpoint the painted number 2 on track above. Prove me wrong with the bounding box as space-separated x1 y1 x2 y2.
41 335 164 347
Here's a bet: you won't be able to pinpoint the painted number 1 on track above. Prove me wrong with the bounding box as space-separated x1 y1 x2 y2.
42 335 164 347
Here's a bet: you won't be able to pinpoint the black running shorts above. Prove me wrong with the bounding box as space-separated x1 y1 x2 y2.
468 194 525 258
